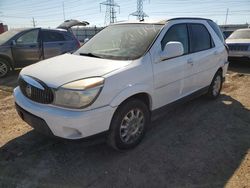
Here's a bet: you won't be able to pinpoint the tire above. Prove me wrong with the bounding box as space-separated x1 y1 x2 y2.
0 58 10 78
207 70 223 99
107 99 150 150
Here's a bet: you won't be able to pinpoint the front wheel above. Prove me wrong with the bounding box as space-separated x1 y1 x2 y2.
107 99 150 150
207 70 223 99
0 58 10 78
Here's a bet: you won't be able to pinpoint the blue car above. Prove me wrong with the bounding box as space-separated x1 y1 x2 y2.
0 20 89 77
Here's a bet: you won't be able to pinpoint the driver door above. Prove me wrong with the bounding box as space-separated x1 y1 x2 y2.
12 29 42 67
150 23 195 109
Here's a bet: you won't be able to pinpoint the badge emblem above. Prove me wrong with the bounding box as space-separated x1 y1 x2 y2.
26 85 32 97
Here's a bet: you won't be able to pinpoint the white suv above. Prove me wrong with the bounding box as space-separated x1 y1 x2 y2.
14 18 228 150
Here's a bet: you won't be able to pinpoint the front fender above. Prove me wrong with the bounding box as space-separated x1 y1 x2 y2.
0 52 14 69
109 83 152 108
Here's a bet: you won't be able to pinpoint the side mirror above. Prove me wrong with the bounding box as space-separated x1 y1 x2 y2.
160 41 184 60
11 40 16 46
84 38 89 44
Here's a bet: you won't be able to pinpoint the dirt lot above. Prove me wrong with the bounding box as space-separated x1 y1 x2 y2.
0 62 249 188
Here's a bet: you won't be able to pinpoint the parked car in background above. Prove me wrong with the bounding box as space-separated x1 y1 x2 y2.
0 20 89 77
223 30 233 39
226 28 250 61
14 18 228 150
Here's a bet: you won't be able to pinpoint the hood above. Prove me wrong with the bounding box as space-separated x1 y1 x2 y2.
20 54 131 88
57 19 89 30
226 38 250 44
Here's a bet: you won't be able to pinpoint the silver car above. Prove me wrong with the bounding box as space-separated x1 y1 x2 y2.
226 28 250 61
0 20 89 77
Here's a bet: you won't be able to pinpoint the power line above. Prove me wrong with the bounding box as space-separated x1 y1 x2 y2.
5 6 99 18
62 2 66 21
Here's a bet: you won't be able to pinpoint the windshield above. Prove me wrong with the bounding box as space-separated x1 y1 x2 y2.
75 24 163 60
0 30 21 45
228 30 250 39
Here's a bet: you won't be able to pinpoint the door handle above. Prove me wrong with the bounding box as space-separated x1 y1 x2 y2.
58 43 64 46
29 45 36 48
187 58 194 66
214 51 219 55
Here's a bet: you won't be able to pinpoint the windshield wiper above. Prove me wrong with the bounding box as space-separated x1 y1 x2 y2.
79 52 102 58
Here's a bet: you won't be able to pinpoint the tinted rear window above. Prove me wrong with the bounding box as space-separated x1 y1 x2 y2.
189 24 213 53
64 33 74 41
42 31 65 42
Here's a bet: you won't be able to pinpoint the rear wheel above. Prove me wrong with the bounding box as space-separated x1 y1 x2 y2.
207 70 223 99
107 99 150 150
0 58 10 78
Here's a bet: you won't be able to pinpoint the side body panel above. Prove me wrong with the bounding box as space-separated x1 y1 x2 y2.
149 19 227 110
11 28 42 67
149 21 195 110
42 30 78 59
190 21 228 89
103 53 154 110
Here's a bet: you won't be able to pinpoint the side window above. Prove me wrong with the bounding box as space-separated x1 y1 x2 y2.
16 30 39 44
64 34 74 41
161 24 189 54
189 24 213 53
42 31 65 42
207 20 224 43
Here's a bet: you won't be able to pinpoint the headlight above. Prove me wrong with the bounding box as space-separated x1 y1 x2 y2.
53 77 104 109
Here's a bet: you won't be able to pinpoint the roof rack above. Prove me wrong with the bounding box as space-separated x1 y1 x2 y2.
168 17 213 22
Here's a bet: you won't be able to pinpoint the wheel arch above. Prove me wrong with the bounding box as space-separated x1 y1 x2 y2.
119 92 152 110
217 67 223 73
109 84 153 111
0 54 14 70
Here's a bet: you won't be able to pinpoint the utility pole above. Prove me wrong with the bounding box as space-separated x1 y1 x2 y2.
100 0 120 26
0 11 2 23
62 2 66 21
225 8 229 25
130 0 148 21
32 17 36 27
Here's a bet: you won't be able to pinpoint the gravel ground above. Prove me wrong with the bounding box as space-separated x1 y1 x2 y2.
0 62 249 188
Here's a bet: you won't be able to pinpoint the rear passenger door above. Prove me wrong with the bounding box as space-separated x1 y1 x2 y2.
42 30 67 59
187 23 218 89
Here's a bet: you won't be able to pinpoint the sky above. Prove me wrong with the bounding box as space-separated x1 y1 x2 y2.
0 0 250 29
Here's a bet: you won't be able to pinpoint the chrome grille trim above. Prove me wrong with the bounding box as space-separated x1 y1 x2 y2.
228 44 249 51
19 76 54 104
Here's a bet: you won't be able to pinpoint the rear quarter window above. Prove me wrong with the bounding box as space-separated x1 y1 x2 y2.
42 31 66 42
207 20 225 43
64 33 75 41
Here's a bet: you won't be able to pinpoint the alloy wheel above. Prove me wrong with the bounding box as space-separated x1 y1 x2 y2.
212 75 222 96
119 108 145 144
0 61 8 77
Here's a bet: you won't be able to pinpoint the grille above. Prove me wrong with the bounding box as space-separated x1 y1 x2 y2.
19 76 54 104
228 44 249 51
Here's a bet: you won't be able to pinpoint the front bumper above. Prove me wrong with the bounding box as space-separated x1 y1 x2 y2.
15 103 54 136
14 87 116 139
